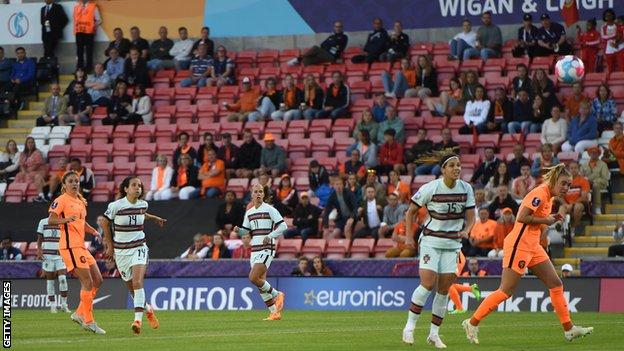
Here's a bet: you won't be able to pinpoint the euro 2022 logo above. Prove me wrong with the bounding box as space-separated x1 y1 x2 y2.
8 11 29 39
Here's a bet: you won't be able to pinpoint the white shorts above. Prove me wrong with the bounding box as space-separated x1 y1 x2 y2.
114 245 149 282
42 257 66 272
250 249 274 268
418 244 460 274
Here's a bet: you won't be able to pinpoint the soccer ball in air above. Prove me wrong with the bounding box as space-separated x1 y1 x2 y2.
555 55 585 84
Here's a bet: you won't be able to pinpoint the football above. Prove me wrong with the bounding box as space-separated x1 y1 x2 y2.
555 55 585 84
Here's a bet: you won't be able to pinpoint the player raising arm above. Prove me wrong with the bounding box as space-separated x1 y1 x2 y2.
101 176 166 335
48 171 105 334
462 164 593 344
36 217 70 313
402 153 475 348
234 184 287 321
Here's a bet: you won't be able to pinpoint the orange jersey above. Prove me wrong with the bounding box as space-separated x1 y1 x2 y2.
393 220 419 250
564 175 590 204
49 193 87 249
455 251 466 277
504 184 552 249
470 219 498 249
493 221 514 249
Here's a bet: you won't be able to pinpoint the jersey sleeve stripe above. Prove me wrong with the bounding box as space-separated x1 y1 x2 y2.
274 220 284 226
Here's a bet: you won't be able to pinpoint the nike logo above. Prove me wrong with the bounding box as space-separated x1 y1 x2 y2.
93 295 110 305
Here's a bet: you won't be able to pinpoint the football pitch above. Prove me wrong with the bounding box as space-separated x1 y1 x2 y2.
9 310 623 351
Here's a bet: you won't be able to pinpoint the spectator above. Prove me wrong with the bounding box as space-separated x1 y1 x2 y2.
541 106 568 153
323 178 357 239
489 207 514 258
180 44 213 88
235 129 262 179
485 162 512 201
382 58 417 99
558 161 589 230
256 133 286 177
170 27 194 71
362 169 387 205
386 215 418 258
85 63 111 106
345 172 363 202
508 89 534 134
147 26 174 71
531 68 559 113
232 232 252 259
513 14 539 58
102 82 134 126
40 0 68 58
508 144 530 179
217 133 239 178
430 78 463 117
379 192 408 238
310 256 333 276
512 164 536 200
90 216 106 257
449 19 477 61
481 87 513 134
347 129 378 169
67 157 95 200
216 190 245 230
352 18 389 64
535 13 572 56
471 146 499 186
73 0 101 72
274 174 298 216
172 132 198 168
561 264 574 278
163 154 200 200
129 84 152 124
531 143 559 177
581 146 610 214
464 11 502 61
146 154 173 201
488 185 519 220
225 77 260 122
466 207 497 256
105 27 131 58
339 150 366 182
301 74 325 119
415 128 457 176
129 26 150 59
562 101 598 154
248 77 280 122
0 47 11 92
179 233 209 260
271 74 304 121
372 94 390 123
290 257 310 276
377 106 405 143
192 26 215 58
381 21 409 62
386 170 410 204
206 233 231 259
0 237 22 260
101 259 120 278
600 9 623 73
36 156 67 201
0 140 20 191
197 132 218 165
378 129 403 175
198 149 225 198
316 71 350 119
123 47 150 87
576 18 601 73
511 63 532 98
285 192 322 241
460 85 490 135
64 68 86 97
9 47 35 110
309 160 329 193
530 94 548 133
608 221 624 257
36 84 68 127
474 188 487 212
608 122 624 174
105 47 124 81
591 84 618 132
289 21 348 66
461 258 488 276
14 137 45 187
412 55 438 99
208 46 235 87
354 108 380 144
564 82 589 121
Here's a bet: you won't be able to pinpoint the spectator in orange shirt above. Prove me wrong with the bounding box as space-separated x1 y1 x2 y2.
225 77 260 122
172 132 198 168
385 216 418 258
381 57 416 98
387 170 410 204
274 174 298 217
558 161 589 229
339 149 367 182
564 82 588 121
206 233 231 260
460 258 488 276
512 163 536 200
198 149 225 198
310 256 333 276
465 207 498 257
608 122 624 174
488 207 515 258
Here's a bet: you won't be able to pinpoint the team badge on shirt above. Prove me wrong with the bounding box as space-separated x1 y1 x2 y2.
532 197 541 207
50 201 58 209
422 254 430 264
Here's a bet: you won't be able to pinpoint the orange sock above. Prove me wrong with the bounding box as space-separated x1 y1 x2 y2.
549 286 572 331
449 285 464 311
80 289 94 324
76 300 85 317
470 289 509 326
91 287 98 298
454 284 472 293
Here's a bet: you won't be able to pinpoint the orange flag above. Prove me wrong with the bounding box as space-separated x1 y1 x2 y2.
561 0 580 27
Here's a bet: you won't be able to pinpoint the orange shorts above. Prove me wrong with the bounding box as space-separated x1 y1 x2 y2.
502 241 550 275
60 247 96 272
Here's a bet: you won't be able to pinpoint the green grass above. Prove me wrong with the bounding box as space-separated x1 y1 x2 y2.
9 310 623 351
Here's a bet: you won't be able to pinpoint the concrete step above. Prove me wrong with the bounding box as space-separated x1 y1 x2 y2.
552 258 580 269
605 204 624 214
572 236 615 247
563 247 608 258
0 128 30 140
17 110 40 118
584 225 615 236
29 101 44 111
8 119 36 129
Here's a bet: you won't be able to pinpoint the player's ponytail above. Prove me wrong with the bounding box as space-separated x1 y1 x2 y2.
541 163 570 188
60 171 88 206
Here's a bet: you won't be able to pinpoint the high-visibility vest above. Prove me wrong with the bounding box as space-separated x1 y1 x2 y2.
73 2 97 34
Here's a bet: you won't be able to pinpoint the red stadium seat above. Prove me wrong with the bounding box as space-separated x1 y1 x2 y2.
24 242 38 259
178 123 199 141
259 66 281 81
265 121 288 138
350 98 373 113
301 239 326 256
112 125 135 144
112 143 134 163
277 239 302 259
71 144 92 163
257 50 279 67
557 152 579 164
309 119 332 137
350 80 371 101
227 178 249 198
4 182 28 203
279 49 301 64
155 124 178 144
245 121 266 136
219 121 244 138
175 104 198 125
91 143 113 163
524 133 542 149
475 134 500 149
239 67 260 81
91 125 113 144
287 137 311 158
47 144 71 165
91 181 115 202
373 238 395 258
332 118 355 137
326 239 350 259
92 162 113 183
135 143 156 162
134 125 155 144
196 103 219 122
287 120 309 138
311 138 335 158
369 62 391 76
113 161 135 183
196 86 218 104
70 125 92 145
499 133 522 149
350 238 374 258
290 157 313 172
294 176 309 191
153 105 176 125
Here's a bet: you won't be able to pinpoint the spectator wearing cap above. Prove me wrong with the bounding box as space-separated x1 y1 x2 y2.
226 77 261 122
463 11 502 61
316 71 350 119
465 207 497 256
562 101 598 154
216 190 245 230
381 21 409 62
488 185 519 220
248 77 280 122
377 106 405 144
385 217 418 258
561 264 574 278
192 26 215 57
146 154 173 201
172 132 198 168
288 21 348 66
339 149 366 182
198 148 225 198
309 160 329 193
208 46 235 87
488 207 514 258
235 129 262 179
347 129 378 169
285 192 322 241
255 133 286 177
513 14 539 57
378 129 403 175
180 44 213 88
448 19 477 61
232 232 252 259
581 146 610 214
217 133 239 178
535 13 573 56
274 174 298 216
351 18 390 64
170 26 194 71
271 74 304 121
147 26 175 71
379 193 408 238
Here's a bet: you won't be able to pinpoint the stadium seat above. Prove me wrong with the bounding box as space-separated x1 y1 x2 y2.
91 143 113 163
71 144 92 163
475 134 500 149
92 162 113 183
112 143 135 163
350 238 374 258
91 181 115 202
277 239 302 259
220 121 244 138
133 125 155 144
309 119 332 137
351 99 373 113
30 126 52 143
175 104 198 124
369 62 391 76
113 160 136 183
412 175 436 192
373 238 395 258
154 105 176 125
196 86 218 104
557 152 579 164
287 137 311 158
135 143 156 162
278 49 301 65
311 138 335 158
301 239 326 256
294 176 309 191
326 239 350 259
155 124 178 144
91 125 114 144
4 182 28 203
265 121 288 138
197 103 219 122
290 157 313 172
25 242 38 259
111 125 135 144
47 144 71 165
259 66 281 81
178 123 199 141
